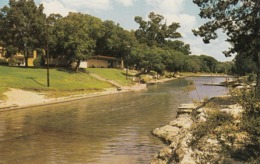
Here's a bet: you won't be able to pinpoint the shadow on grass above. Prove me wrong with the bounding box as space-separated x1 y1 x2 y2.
26 77 45 87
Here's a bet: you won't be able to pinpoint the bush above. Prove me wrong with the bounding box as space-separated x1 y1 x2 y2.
0 58 8 65
247 73 256 83
191 109 234 146
33 56 45 68
232 88 260 162
8 58 19 66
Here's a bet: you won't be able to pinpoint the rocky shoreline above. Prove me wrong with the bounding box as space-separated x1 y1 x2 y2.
151 96 246 164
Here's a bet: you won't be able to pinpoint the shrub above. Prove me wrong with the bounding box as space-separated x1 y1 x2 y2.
191 109 234 146
0 58 8 65
247 73 256 83
8 58 19 66
33 56 45 68
239 89 260 162
231 88 260 162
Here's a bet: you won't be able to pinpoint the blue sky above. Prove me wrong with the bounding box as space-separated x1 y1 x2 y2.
0 0 233 62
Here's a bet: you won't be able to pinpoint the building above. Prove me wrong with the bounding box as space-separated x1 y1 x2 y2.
79 55 123 68
0 47 4 58
10 51 37 67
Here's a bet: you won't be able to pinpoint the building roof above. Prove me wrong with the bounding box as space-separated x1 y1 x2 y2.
13 55 24 60
90 55 119 61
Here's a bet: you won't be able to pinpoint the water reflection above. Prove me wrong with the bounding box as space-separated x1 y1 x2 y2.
0 77 228 163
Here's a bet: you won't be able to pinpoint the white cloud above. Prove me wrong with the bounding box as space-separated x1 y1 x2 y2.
145 0 184 13
41 0 75 16
62 0 112 11
115 0 135 6
163 14 196 37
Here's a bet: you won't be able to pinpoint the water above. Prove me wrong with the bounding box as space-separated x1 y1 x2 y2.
0 77 228 164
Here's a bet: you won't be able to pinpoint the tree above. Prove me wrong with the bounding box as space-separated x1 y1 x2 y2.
233 52 257 76
183 56 202 73
193 0 260 98
134 12 182 47
0 0 46 66
199 55 218 73
163 50 186 73
54 12 103 71
164 40 191 55
95 20 137 61
216 61 234 74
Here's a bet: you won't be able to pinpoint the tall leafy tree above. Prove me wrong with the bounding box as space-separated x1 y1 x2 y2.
134 12 182 47
164 40 191 55
0 0 46 66
95 20 137 60
163 51 186 73
54 12 103 71
193 0 260 97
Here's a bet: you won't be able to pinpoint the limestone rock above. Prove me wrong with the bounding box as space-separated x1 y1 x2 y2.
169 116 193 129
152 125 180 143
151 147 173 164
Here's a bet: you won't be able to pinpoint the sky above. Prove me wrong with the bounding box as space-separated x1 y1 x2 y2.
0 0 234 62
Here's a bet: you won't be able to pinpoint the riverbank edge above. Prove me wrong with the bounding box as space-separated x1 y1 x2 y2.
151 95 245 164
0 83 147 112
0 76 181 112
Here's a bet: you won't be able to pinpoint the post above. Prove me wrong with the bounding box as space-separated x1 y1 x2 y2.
46 44 50 87
125 46 131 80
46 24 50 87
126 58 128 80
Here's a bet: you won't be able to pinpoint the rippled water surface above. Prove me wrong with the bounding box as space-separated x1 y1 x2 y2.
0 77 229 163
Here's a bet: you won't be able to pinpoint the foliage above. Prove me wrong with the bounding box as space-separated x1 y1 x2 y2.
216 61 234 74
247 73 257 83
33 56 44 68
95 20 137 59
183 56 202 73
233 52 257 76
134 12 181 47
8 58 18 66
0 58 8 65
193 0 260 97
53 13 103 71
0 0 46 66
163 40 191 55
191 109 234 146
231 88 260 162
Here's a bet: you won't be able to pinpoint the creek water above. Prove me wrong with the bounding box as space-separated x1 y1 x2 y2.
0 77 229 164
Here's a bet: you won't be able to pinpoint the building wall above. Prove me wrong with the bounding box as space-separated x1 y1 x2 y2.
27 50 37 67
87 59 109 68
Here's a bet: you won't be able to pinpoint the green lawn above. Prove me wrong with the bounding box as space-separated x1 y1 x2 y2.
0 66 115 99
86 68 132 85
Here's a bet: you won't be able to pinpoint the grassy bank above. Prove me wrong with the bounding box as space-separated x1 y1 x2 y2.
0 66 132 99
86 68 132 85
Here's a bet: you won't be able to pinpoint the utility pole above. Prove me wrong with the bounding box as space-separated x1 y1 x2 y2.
46 41 50 87
46 24 50 87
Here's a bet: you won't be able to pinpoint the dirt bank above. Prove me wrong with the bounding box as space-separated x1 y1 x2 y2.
0 83 147 112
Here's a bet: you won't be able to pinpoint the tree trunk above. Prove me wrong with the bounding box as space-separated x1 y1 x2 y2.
75 59 81 72
25 50 28 67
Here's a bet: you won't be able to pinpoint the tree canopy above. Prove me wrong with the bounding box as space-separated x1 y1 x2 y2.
134 12 182 47
193 0 260 97
0 0 228 76
0 0 46 66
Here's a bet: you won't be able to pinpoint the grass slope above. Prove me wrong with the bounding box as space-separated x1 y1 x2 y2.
0 66 116 99
86 68 131 85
